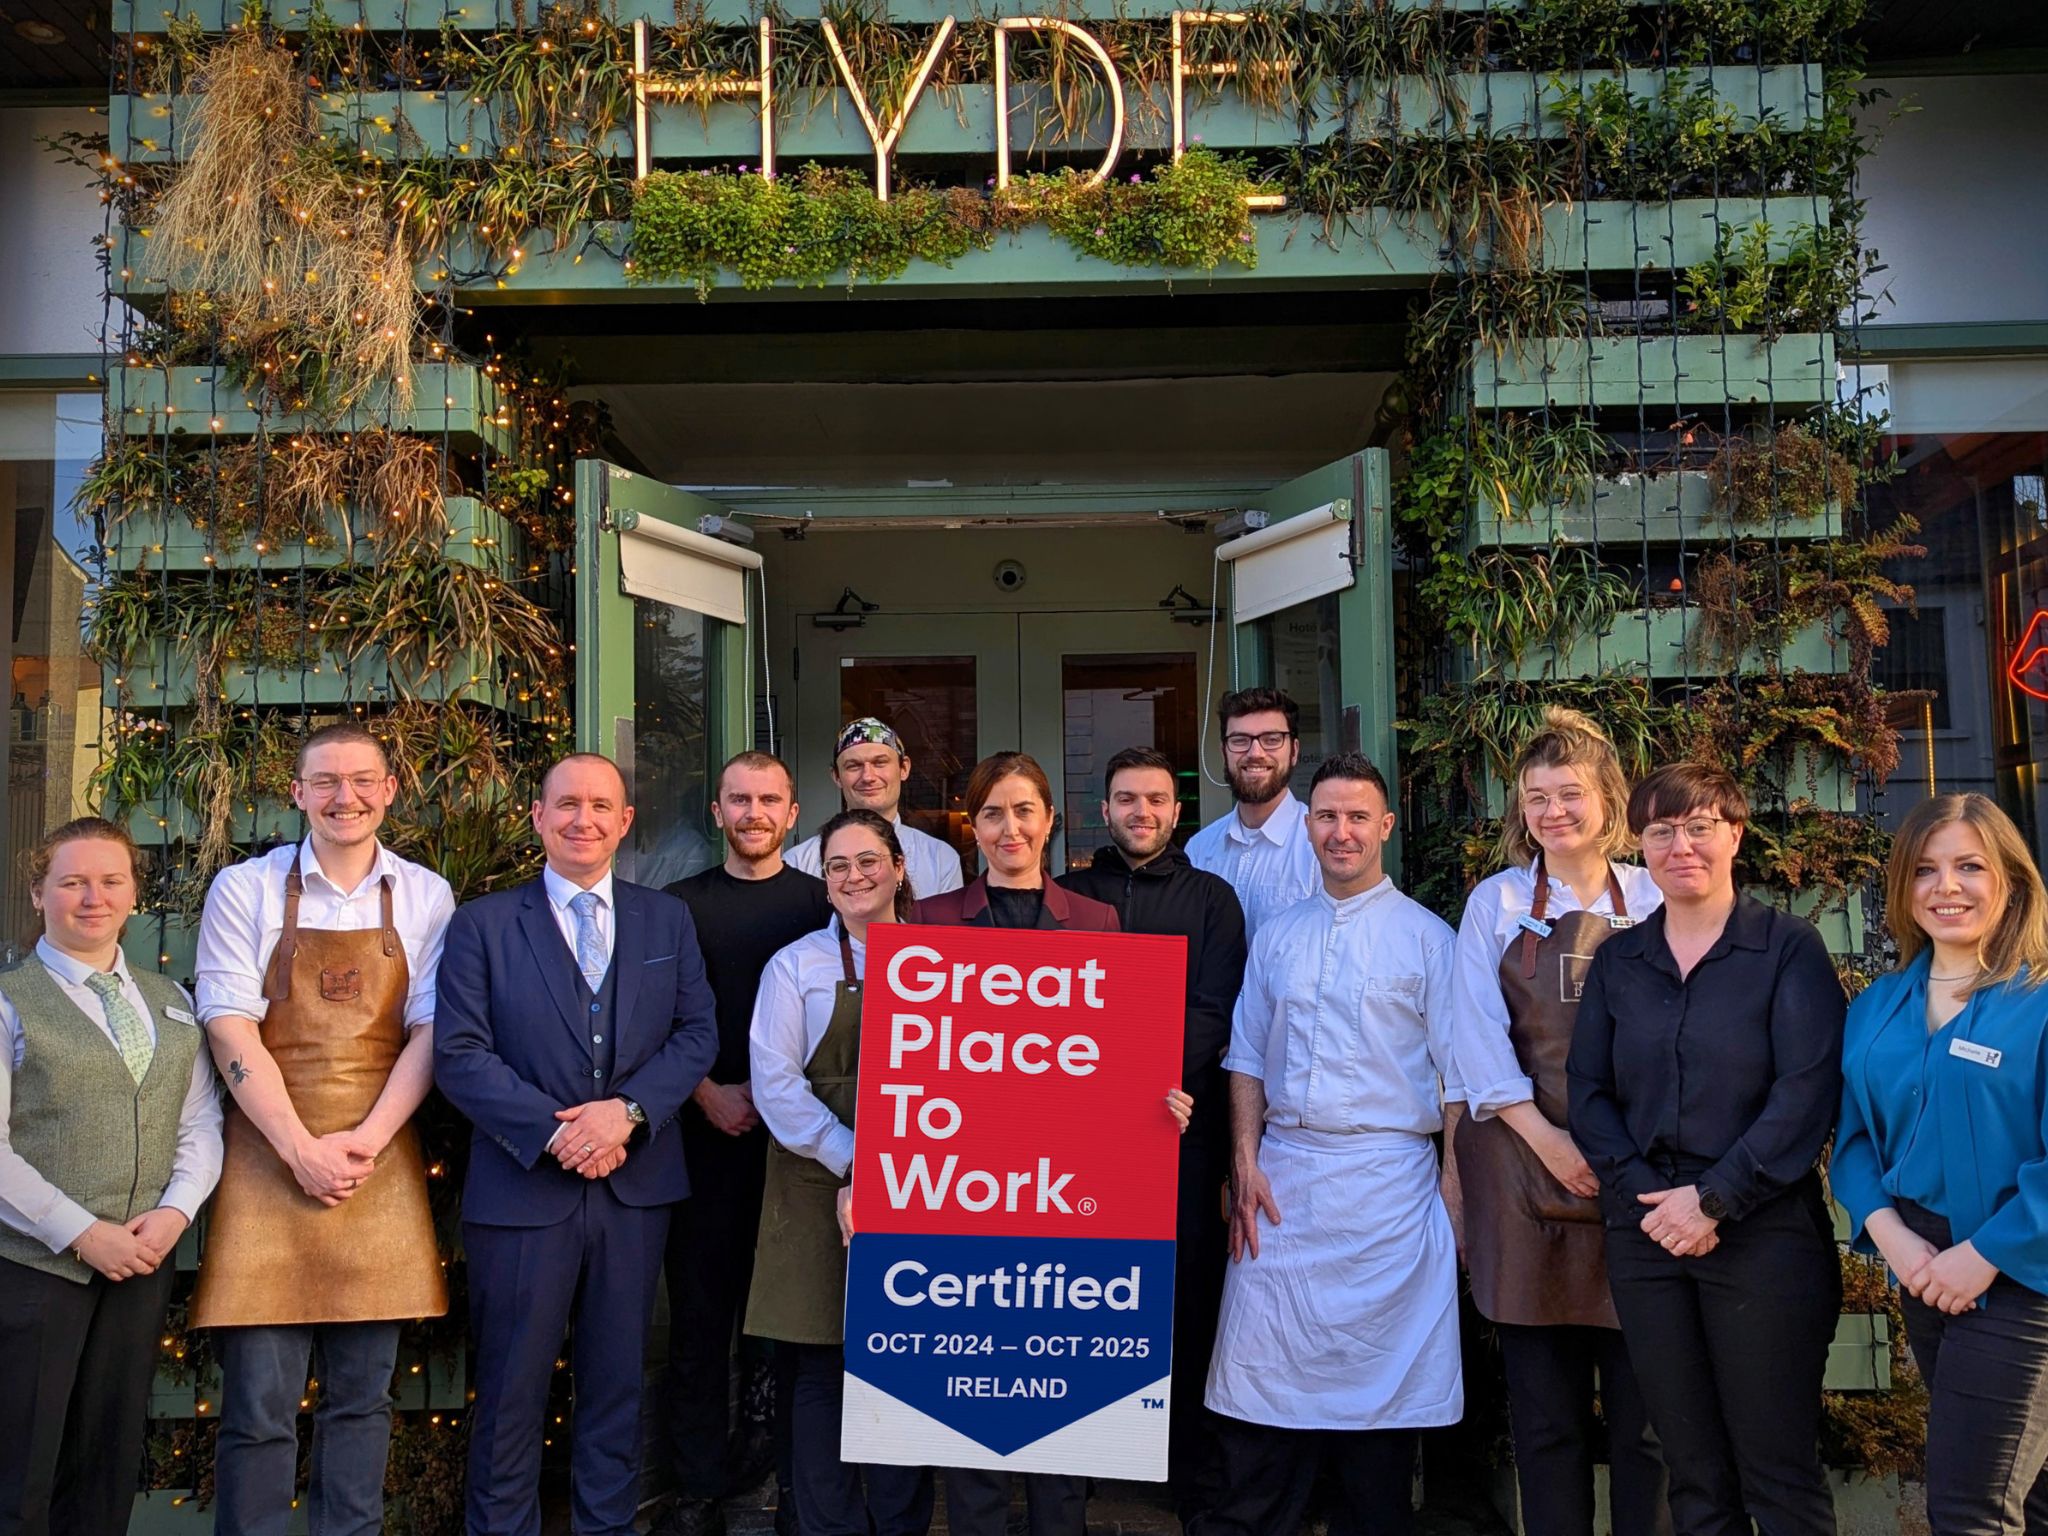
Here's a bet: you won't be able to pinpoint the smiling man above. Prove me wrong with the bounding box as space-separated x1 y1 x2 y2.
1195 753 1462 1536
191 721 454 1536
787 718 964 899
659 753 829 1536
435 752 719 1536
1185 689 1320 942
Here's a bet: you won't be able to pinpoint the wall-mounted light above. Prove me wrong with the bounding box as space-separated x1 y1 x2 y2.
14 19 66 44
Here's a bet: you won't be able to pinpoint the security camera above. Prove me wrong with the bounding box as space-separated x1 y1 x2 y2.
993 559 1027 593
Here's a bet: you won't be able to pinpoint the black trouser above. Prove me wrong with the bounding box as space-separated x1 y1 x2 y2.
1188 1414 1417 1536
1172 1127 1231 1522
941 1470 1087 1536
1604 1181 1838 1536
1896 1200 2048 1536
1495 1322 1671 1536
0 1254 176 1536
665 1120 771 1500
789 1345 932 1536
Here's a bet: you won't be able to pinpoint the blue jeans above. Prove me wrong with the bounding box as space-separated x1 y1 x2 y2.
213 1321 401 1536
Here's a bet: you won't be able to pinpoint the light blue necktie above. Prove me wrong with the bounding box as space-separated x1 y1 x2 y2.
569 890 608 993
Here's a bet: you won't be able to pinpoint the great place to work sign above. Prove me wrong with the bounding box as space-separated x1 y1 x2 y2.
841 924 1187 1481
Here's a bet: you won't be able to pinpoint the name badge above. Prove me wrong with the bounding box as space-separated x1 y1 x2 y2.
1516 915 1553 939
1607 916 1636 930
1950 1038 2003 1070
165 1006 197 1025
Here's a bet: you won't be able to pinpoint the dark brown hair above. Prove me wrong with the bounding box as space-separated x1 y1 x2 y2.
818 808 915 921
1104 746 1175 793
964 752 1057 871
1627 762 1749 835
1216 686 1299 738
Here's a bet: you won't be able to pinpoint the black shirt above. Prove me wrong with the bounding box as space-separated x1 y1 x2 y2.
983 885 1045 929
666 864 831 1085
1058 844 1248 1121
1566 893 1845 1227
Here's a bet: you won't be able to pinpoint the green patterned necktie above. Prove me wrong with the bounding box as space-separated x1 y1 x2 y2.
84 970 154 1086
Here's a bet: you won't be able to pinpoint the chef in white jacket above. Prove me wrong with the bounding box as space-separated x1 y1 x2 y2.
1195 752 1462 1536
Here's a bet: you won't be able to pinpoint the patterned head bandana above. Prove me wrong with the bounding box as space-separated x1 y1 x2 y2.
835 717 906 761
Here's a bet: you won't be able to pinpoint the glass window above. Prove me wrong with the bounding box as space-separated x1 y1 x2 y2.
1059 651 1200 871
839 656 976 881
0 391 104 957
621 596 717 889
1871 432 2048 854
1254 592 1346 796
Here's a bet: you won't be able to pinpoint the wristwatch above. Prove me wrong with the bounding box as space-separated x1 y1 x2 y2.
616 1096 647 1128
1695 1184 1731 1222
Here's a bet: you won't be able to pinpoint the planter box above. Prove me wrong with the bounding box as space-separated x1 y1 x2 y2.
110 498 525 575
1826 1312 1892 1392
123 916 201 987
108 642 538 716
107 366 514 456
123 799 303 848
1466 472 1841 550
1487 605 1842 682
1468 334 1839 409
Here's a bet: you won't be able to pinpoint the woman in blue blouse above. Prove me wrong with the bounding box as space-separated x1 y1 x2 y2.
1835 793 2048 1535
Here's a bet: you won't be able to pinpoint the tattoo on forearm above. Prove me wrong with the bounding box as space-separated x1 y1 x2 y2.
227 1057 250 1087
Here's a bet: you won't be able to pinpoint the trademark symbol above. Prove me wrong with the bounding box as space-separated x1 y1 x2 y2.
1077 1197 1098 1215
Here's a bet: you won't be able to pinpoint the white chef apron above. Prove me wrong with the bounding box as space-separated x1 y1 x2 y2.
1205 1125 1463 1431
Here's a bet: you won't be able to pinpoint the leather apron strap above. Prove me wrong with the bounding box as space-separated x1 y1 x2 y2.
262 866 399 1002
1520 855 1628 977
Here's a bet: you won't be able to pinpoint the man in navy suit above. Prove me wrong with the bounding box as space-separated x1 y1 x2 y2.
435 752 719 1536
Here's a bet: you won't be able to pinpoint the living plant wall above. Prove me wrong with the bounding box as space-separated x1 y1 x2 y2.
69 0 1913 1525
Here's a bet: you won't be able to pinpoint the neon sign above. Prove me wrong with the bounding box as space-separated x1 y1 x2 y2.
2008 610 2048 701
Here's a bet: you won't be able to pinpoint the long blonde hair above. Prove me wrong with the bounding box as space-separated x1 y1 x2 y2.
1885 794 2048 993
1496 707 1635 870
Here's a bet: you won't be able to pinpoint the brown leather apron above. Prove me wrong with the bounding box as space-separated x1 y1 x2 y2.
1454 858 1629 1329
190 868 448 1327
746 925 862 1347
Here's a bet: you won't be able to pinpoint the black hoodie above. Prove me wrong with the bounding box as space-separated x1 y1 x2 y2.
1058 842 1248 1151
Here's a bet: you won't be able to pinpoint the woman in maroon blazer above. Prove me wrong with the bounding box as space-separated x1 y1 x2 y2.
915 751 1186 1536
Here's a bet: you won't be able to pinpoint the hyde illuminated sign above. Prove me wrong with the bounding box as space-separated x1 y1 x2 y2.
629 12 1286 208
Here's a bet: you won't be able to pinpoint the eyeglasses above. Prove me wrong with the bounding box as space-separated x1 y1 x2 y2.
1641 816 1728 849
1523 788 1589 815
823 852 893 881
301 772 387 797
1223 730 1294 755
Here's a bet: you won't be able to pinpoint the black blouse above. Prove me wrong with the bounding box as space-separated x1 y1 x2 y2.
1565 894 1846 1227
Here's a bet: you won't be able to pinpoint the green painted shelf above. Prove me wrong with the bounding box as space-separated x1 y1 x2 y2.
107 642 541 715
108 498 526 574
1487 605 1842 682
111 66 1817 164
121 799 304 847
1468 334 1839 409
1465 473 1842 549
106 366 514 456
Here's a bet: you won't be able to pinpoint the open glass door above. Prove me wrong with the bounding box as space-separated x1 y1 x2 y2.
573 459 759 887
1219 450 1396 852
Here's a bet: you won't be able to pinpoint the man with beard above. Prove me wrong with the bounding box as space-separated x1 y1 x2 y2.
1057 746 1246 1522
1196 755 1462 1536
1185 688 1320 942
659 752 830 1536
787 718 963 898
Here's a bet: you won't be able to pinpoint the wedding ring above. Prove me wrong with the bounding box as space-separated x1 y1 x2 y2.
582 1144 595 1154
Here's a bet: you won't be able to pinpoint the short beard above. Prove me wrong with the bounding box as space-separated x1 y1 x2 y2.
1109 825 1170 863
1227 765 1288 807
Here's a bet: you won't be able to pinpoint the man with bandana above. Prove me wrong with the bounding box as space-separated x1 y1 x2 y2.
786 718 964 900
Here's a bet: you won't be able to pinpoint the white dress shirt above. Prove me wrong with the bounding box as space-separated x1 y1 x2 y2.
1451 861 1664 1121
542 864 617 981
787 815 964 900
750 923 860 1178
1224 879 1460 1137
195 840 455 1031
0 938 224 1253
1186 789 1321 942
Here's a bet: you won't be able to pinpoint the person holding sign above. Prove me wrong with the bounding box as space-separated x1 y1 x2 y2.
1834 794 2048 1535
1448 710 1668 1536
1198 753 1460 1536
747 807 936 1536
0 818 221 1536
916 751 1190 1536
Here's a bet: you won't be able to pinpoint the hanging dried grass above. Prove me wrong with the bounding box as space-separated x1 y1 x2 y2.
148 30 417 414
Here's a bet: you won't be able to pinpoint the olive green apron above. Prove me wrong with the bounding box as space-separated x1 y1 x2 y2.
746 924 863 1347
